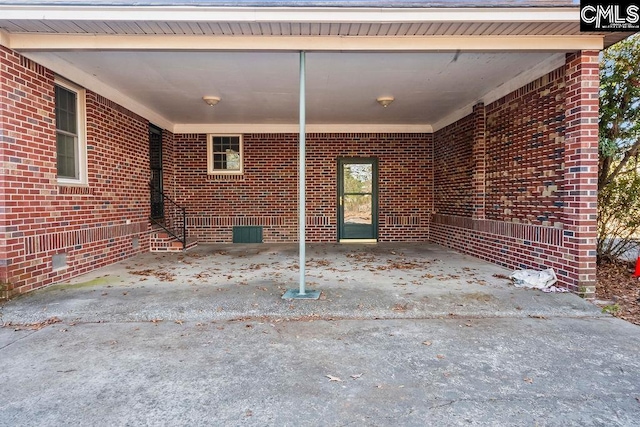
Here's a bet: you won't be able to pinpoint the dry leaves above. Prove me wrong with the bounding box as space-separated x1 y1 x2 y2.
596 260 640 326
130 269 176 282
326 375 342 382
3 316 62 331
392 303 411 312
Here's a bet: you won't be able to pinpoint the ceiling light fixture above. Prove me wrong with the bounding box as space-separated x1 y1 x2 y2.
377 96 394 108
203 96 221 107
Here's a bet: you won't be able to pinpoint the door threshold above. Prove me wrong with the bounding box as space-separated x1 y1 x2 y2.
339 239 378 244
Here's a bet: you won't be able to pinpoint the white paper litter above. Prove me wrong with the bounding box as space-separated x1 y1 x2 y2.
510 268 562 291
542 285 569 293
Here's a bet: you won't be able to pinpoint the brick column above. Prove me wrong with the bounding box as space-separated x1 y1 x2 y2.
0 47 8 298
472 102 486 220
563 51 599 297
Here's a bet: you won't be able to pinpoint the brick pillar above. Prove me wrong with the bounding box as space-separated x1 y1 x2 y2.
0 46 14 298
472 102 486 220
562 51 599 297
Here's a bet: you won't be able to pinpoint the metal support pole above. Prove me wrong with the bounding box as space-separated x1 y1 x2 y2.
298 51 307 295
282 51 319 300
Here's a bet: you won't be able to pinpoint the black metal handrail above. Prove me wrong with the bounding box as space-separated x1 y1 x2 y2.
149 184 187 249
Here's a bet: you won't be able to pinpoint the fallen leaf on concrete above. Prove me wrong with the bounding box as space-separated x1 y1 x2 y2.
524 377 534 383
130 269 175 282
351 373 363 380
392 303 410 312
326 375 343 382
130 269 154 276
422 341 432 346
436 354 445 360
174 319 184 325
3 316 62 331
150 318 163 323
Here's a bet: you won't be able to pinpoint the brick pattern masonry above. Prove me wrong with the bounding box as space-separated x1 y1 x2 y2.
1 46 149 296
430 56 598 296
172 133 433 243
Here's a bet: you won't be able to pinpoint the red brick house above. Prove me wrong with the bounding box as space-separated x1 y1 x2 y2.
0 1 632 298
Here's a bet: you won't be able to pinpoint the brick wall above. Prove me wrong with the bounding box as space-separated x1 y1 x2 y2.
430 60 598 294
433 113 474 217
486 67 567 226
0 46 150 296
174 133 433 243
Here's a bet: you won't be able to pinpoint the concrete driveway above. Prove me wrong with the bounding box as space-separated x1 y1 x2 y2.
1 243 639 426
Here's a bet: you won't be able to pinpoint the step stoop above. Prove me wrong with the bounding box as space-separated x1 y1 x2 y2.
150 230 198 252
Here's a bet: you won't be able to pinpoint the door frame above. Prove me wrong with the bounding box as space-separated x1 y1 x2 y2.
337 157 379 242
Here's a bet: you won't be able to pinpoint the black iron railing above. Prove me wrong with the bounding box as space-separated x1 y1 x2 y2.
149 184 187 249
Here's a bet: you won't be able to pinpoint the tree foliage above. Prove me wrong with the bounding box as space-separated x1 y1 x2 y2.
597 170 640 260
598 34 640 260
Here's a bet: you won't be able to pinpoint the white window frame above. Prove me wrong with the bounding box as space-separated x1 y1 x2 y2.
55 77 87 186
207 134 244 175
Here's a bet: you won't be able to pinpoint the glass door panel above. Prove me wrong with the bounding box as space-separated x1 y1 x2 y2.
338 159 378 240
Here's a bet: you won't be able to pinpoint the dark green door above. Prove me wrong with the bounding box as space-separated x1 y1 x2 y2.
338 158 378 241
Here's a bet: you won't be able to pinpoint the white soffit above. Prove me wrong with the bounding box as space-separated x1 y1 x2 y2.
0 6 580 24
0 6 605 50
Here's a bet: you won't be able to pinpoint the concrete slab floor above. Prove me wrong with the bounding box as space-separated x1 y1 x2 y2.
0 243 603 324
1 243 639 426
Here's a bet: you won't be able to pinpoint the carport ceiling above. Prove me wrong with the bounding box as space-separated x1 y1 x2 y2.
28 50 562 128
